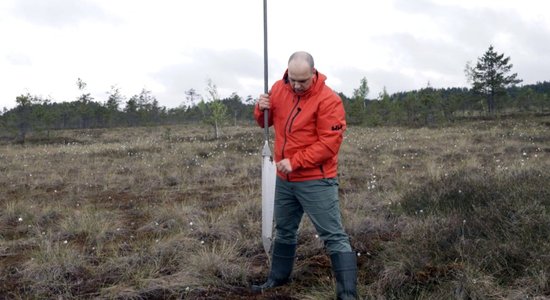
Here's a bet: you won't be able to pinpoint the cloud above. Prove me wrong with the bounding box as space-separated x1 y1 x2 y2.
153 48 264 107
1 0 548 110
6 53 32 66
329 66 423 98
368 68 432 95
445 5 550 85
376 0 550 88
375 33 467 74
13 0 116 27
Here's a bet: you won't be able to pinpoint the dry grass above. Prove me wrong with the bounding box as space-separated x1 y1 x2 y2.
1 117 549 299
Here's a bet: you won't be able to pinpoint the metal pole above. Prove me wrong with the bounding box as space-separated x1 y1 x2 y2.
263 0 269 142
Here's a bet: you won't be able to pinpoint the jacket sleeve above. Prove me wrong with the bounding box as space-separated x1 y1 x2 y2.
290 93 346 169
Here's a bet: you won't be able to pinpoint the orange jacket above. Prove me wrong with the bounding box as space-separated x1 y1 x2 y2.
255 70 346 182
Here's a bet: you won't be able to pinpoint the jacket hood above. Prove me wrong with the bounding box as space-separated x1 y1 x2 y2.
282 69 327 97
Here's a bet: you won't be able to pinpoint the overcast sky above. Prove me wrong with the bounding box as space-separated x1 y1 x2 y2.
1 0 549 110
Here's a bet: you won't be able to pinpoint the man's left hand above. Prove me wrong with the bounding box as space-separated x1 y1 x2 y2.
276 159 293 174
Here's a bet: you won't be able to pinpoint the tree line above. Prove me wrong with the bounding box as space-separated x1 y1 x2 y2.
344 45 548 126
0 81 255 143
1 45 549 142
342 81 550 127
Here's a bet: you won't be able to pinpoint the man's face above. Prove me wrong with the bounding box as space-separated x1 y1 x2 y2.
288 61 314 93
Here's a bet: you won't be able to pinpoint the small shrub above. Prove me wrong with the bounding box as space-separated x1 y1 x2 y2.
381 168 550 297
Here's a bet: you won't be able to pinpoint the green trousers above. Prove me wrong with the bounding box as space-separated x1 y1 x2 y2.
274 177 352 254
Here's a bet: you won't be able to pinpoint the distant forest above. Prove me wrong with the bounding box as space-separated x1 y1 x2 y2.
1 80 549 142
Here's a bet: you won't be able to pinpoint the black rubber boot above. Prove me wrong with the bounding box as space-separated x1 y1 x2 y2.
330 252 358 300
251 242 297 293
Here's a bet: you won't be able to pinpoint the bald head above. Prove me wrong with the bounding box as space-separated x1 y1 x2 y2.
287 51 316 93
288 51 315 69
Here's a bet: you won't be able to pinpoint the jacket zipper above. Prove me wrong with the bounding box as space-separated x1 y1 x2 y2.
282 96 301 181
288 108 302 133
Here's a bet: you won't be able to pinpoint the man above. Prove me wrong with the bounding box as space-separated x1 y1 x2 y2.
253 51 357 299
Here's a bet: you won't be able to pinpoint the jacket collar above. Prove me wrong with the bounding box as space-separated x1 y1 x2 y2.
282 69 326 97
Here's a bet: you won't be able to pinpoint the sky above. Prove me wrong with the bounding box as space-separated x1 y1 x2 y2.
1 0 549 110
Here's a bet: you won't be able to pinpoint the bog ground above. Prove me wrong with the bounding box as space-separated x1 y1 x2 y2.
1 116 549 299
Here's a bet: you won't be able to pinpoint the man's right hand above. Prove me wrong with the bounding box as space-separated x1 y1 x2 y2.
258 94 270 110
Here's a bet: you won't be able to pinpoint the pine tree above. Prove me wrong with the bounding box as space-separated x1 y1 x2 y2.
466 45 522 114
106 85 124 127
